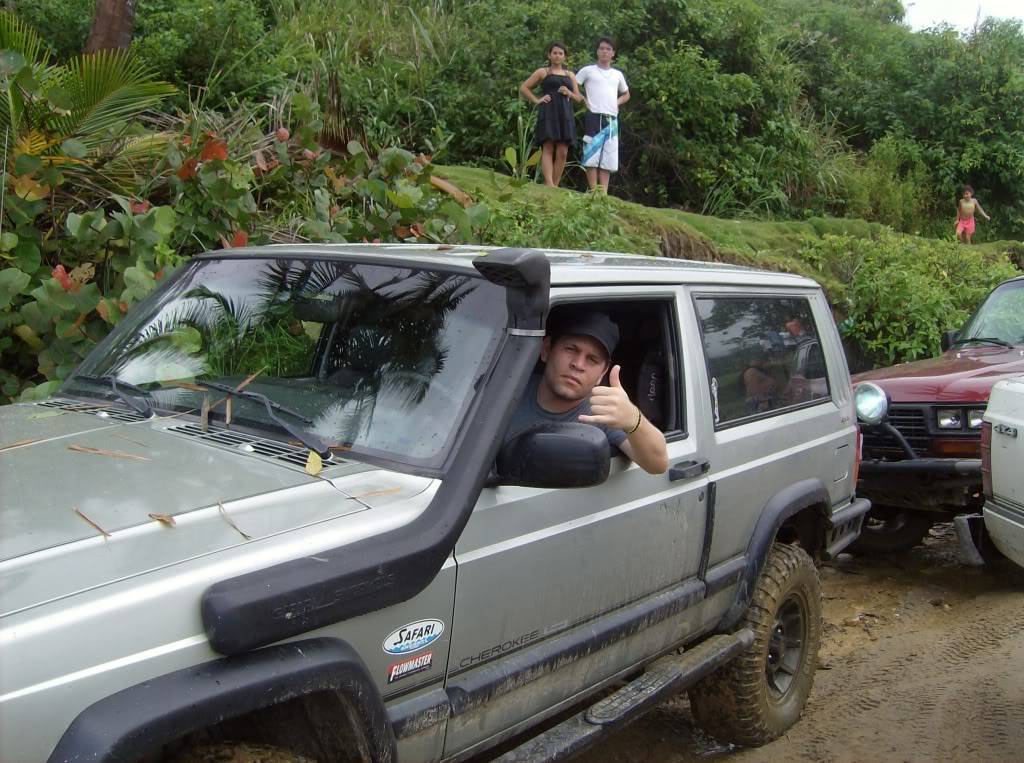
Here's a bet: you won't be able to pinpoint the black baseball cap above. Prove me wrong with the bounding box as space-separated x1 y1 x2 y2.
550 310 619 360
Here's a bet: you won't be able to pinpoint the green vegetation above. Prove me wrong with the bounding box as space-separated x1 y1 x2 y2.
438 165 1020 368
17 0 1023 234
1 1 1023 399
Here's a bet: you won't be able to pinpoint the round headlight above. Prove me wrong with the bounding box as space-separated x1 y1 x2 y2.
855 382 888 425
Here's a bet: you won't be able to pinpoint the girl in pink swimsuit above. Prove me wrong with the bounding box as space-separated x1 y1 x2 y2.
956 185 991 244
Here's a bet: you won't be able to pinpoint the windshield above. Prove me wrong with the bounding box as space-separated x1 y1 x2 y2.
64 257 508 470
957 279 1024 347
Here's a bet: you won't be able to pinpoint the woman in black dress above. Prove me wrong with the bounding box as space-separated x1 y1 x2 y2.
519 42 584 187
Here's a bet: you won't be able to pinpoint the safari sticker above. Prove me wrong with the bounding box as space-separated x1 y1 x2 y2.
383 619 444 655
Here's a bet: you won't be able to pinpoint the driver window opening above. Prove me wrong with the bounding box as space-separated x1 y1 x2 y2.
517 299 683 438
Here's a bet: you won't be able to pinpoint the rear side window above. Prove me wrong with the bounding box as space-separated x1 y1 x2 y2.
694 295 831 426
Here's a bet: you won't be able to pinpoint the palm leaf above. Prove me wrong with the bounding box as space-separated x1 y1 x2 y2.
0 11 49 68
0 11 54 138
57 131 174 196
53 49 176 147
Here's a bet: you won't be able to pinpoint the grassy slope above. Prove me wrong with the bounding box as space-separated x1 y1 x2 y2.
436 164 1022 297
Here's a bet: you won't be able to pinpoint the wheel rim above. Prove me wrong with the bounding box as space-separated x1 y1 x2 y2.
766 593 807 700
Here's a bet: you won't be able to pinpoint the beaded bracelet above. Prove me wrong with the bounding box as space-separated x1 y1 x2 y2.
626 405 643 435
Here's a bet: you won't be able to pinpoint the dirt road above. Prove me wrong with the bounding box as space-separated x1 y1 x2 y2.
575 525 1024 763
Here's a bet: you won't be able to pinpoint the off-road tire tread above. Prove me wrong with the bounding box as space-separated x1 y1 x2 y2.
688 542 821 746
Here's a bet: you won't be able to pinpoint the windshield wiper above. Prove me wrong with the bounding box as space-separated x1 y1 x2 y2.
72 374 155 418
950 336 1013 348
198 380 331 459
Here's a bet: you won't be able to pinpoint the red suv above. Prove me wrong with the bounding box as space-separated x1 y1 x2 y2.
852 274 1024 552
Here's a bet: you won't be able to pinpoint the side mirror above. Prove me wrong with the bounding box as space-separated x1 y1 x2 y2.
494 423 610 488
941 329 959 352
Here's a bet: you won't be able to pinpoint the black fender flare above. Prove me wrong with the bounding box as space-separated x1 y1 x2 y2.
718 478 831 631
47 637 395 763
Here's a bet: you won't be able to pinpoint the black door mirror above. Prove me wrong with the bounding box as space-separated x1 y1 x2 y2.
941 329 959 352
493 423 610 488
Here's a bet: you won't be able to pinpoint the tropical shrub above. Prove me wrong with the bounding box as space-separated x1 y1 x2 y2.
12 0 1024 235
279 0 461 151
801 231 1019 366
772 1 1024 238
841 135 938 235
132 0 290 107
1 109 494 401
8 0 91 61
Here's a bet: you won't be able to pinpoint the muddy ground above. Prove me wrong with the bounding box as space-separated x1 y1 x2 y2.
569 524 1024 763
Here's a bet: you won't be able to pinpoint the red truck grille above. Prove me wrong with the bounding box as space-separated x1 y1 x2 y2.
861 406 930 458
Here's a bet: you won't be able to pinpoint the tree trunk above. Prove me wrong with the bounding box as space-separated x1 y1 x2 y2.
84 0 137 53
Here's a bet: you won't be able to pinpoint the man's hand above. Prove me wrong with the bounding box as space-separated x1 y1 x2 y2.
579 365 637 431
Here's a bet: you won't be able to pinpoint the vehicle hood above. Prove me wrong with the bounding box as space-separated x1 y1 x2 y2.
853 347 1024 403
0 401 432 615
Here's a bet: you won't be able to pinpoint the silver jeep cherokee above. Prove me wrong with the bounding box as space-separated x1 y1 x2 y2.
0 245 869 763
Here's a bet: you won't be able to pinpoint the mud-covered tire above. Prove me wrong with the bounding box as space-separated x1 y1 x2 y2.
168 742 315 763
688 542 821 746
848 506 933 554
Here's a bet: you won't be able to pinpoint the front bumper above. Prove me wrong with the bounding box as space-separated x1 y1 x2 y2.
857 456 982 513
858 458 981 477
983 498 1024 568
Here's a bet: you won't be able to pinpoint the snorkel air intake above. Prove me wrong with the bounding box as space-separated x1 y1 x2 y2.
202 248 550 655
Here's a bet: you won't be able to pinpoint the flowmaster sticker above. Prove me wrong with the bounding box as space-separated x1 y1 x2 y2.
382 619 444 655
387 651 433 683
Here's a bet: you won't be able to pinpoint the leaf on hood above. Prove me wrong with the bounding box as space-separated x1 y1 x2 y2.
68 444 150 461
225 395 233 427
236 367 267 391
165 381 209 392
350 486 402 499
148 512 176 527
74 506 112 538
111 433 148 448
305 450 323 476
218 501 252 540
0 438 40 452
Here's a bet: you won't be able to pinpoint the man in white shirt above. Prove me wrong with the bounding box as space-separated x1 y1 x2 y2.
575 37 631 192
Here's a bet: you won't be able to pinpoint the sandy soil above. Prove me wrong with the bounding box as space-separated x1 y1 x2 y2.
572 524 1024 763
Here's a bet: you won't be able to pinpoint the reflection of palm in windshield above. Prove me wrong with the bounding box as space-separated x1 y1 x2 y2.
303 267 475 442
71 258 506 467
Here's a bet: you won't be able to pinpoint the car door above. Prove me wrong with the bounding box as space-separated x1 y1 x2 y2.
442 287 712 757
690 288 855 577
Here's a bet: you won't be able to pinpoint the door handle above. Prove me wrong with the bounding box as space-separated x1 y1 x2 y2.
669 458 710 481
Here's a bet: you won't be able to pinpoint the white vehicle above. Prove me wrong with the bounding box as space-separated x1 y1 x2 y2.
979 376 1024 566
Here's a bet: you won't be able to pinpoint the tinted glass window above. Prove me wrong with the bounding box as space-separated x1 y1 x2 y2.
957 280 1024 346
67 258 507 469
695 296 831 426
